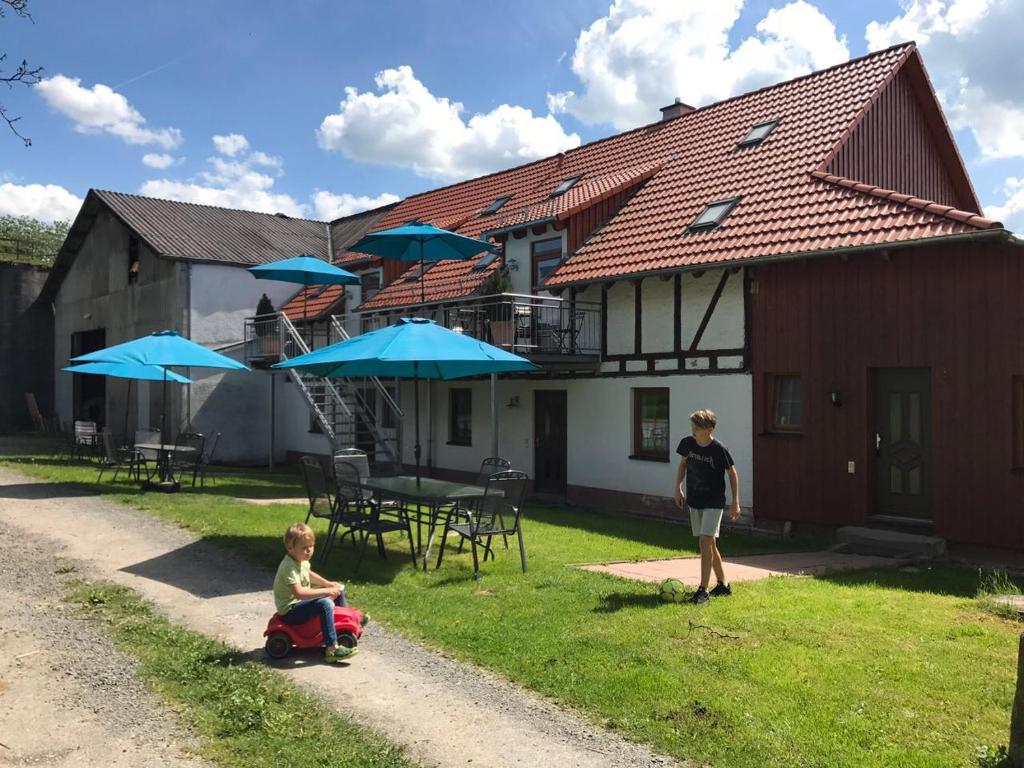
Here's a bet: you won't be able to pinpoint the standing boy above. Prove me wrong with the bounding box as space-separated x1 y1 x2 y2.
674 409 741 604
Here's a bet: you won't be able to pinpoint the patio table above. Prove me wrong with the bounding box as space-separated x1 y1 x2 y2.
354 476 490 569
135 442 197 492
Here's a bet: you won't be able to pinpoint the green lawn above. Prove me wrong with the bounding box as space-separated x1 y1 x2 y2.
3 452 1019 768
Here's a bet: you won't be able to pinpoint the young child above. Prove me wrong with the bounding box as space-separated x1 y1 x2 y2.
273 523 361 663
674 409 741 604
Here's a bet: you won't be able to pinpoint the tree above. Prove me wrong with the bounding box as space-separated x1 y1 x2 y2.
1 0 42 146
0 215 69 266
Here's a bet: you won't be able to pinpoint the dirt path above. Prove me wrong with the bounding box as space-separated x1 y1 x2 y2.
0 467 682 768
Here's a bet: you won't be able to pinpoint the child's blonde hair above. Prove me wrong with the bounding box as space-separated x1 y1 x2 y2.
690 409 717 430
284 523 315 549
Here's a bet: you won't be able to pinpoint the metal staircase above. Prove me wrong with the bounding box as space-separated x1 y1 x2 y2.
275 313 403 473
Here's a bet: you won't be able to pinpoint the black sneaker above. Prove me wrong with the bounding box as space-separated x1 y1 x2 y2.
710 582 732 597
690 586 710 605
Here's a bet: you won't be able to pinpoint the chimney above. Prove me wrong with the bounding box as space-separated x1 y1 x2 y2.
659 97 694 121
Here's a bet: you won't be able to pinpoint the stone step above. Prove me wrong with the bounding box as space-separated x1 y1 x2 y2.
835 526 946 558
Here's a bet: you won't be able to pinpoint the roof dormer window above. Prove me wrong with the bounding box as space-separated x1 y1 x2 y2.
404 262 435 283
687 198 738 233
738 119 779 148
549 175 581 197
471 251 499 271
482 195 512 215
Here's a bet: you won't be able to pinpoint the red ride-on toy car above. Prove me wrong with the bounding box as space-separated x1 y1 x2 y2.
264 606 364 659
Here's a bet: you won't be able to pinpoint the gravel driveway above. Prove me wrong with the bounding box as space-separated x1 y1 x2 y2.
0 466 683 768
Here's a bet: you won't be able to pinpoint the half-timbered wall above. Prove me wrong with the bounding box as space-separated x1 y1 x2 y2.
751 239 1024 550
828 68 971 210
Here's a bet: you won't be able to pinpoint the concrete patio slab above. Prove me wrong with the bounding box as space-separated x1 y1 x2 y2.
581 551 908 586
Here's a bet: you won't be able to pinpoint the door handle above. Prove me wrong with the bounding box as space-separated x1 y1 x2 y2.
875 432 881 454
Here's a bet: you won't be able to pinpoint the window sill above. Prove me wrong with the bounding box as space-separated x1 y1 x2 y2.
759 431 803 438
629 454 670 463
447 440 472 447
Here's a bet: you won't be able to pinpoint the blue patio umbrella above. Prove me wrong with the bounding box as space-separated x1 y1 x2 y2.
71 330 248 439
61 362 192 438
349 222 498 305
248 254 359 322
274 317 538 483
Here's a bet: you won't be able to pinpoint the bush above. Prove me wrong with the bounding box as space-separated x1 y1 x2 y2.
976 744 1010 767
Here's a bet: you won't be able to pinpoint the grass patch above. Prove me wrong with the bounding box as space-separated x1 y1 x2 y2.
6 450 1021 768
66 579 415 768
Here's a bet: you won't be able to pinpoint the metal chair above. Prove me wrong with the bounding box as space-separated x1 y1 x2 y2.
195 431 221 487
300 456 338 559
74 420 99 460
334 459 416 576
96 428 141 483
171 432 206 486
450 457 513 553
435 470 529 579
133 428 161 480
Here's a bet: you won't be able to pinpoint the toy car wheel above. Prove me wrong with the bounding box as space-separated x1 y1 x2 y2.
265 632 292 659
337 631 358 649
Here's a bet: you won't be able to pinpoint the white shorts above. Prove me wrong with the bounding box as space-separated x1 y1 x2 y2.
689 507 724 538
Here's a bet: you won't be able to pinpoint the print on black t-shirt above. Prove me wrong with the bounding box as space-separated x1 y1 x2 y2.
676 436 735 509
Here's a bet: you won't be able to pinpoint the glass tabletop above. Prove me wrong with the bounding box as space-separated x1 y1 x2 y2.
357 476 487 504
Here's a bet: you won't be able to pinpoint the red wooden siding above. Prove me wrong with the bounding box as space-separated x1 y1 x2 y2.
829 69 968 210
751 240 1024 550
566 184 641 257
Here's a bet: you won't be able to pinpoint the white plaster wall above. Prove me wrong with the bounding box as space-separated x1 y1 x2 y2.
500 224 564 296
417 374 753 505
190 263 297 347
606 282 634 355
641 278 675 353
276 372 333 458
681 269 744 350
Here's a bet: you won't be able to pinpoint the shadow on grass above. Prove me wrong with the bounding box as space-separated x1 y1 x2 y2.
593 591 663 613
814 563 982 598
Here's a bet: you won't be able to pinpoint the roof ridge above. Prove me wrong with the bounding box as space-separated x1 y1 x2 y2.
398 43 917 205
810 170 1001 229
92 188 328 225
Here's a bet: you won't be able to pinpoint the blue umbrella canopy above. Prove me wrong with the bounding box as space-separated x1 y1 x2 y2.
349 222 498 303
61 362 192 383
274 317 536 483
249 254 360 321
71 330 249 370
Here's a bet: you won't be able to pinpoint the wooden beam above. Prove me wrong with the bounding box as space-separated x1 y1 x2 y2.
688 270 730 352
634 280 642 355
512 228 528 240
674 273 681 352
531 224 548 236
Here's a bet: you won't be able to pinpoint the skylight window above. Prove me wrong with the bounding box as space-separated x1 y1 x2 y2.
549 175 582 197
471 251 500 271
687 198 738 232
404 263 435 283
482 195 512 215
738 120 779 148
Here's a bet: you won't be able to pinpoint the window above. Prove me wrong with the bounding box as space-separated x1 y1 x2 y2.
688 198 738 232
531 237 562 288
632 388 669 460
471 251 499 271
360 270 381 301
449 388 472 445
550 175 581 197
127 235 140 284
482 195 512 215
769 375 802 431
738 119 779 148
1014 377 1024 469
404 262 434 283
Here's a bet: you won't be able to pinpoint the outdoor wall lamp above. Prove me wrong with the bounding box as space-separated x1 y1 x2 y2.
829 387 842 408
506 395 520 408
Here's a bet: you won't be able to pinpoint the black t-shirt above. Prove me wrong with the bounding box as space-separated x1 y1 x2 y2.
676 436 735 509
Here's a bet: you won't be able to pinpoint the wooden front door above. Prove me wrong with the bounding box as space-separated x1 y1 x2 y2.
874 369 931 519
533 390 567 495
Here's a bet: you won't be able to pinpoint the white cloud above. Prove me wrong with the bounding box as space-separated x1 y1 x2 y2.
142 153 176 169
986 176 1024 232
35 74 182 149
312 190 401 220
139 138 306 216
212 133 249 157
317 65 580 182
547 0 848 130
866 0 1024 159
0 182 82 222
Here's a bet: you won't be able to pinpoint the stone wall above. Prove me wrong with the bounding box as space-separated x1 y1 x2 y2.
0 263 53 431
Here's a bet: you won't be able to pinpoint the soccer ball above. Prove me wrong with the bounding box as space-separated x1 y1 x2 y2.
658 578 687 603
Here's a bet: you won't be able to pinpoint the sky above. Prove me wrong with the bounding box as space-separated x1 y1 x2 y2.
1 0 1022 231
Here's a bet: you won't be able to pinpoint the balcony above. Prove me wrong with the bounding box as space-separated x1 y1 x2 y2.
245 293 601 371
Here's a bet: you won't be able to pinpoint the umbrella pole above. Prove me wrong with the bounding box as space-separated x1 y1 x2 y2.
124 379 131 441
420 240 425 306
413 362 421 486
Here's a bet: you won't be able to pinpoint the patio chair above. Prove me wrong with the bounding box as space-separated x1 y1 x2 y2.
96 428 141 483
334 448 400 517
133 428 161 480
171 432 206 486
194 431 221 488
435 470 529 580
74 420 99 460
334 459 416 576
300 456 338 555
448 457 513 554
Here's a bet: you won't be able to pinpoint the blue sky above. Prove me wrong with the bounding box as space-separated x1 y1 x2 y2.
2 0 1022 230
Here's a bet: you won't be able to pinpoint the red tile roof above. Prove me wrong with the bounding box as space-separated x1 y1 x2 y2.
344 43 1005 308
358 259 499 311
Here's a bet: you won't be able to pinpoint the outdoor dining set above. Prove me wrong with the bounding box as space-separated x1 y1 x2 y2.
300 449 530 580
